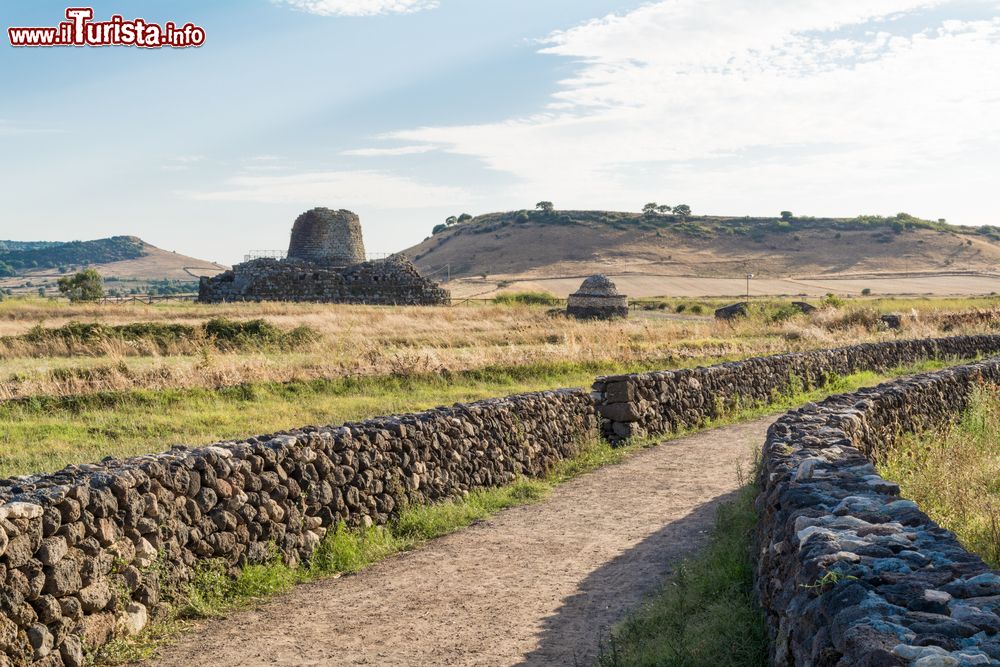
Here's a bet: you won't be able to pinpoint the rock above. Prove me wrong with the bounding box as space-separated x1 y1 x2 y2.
27 623 53 659
0 502 43 520
118 602 148 636
36 536 68 566
59 635 84 667
714 302 749 319
43 559 81 597
79 580 113 613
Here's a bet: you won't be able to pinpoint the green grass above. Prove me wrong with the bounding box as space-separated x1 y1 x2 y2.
92 361 950 665
492 290 562 306
880 384 1000 566
0 355 768 478
598 477 765 667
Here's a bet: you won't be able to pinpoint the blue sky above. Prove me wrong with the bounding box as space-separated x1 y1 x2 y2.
1 1 999 265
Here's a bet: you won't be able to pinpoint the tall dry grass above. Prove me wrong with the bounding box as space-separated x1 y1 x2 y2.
1 298 998 401
880 385 1000 566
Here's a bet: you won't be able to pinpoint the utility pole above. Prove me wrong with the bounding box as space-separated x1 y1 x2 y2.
746 273 754 301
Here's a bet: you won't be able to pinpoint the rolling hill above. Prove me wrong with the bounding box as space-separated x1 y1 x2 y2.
405 211 1000 298
0 236 227 294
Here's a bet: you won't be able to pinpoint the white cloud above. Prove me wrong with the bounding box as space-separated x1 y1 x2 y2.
273 0 438 17
389 2 1000 221
184 170 468 208
342 145 437 157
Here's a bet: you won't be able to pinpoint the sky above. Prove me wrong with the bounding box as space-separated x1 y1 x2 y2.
1 0 999 265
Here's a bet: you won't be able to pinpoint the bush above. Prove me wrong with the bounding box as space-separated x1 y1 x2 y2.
822 293 844 308
492 291 561 306
57 268 104 302
861 288 872 296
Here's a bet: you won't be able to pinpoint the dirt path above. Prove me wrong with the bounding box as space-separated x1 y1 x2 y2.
148 417 772 667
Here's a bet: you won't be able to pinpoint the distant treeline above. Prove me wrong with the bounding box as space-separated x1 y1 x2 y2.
0 236 147 276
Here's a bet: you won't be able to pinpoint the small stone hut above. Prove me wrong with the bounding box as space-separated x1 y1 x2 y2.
566 275 628 319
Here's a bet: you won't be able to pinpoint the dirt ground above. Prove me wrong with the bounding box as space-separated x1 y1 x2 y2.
448 272 1000 299
148 417 771 667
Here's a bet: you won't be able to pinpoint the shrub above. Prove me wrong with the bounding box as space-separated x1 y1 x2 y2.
822 293 844 308
57 268 104 302
861 288 872 296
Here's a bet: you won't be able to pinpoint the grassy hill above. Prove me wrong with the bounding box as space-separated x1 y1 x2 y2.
0 236 227 295
0 236 148 275
405 210 1000 298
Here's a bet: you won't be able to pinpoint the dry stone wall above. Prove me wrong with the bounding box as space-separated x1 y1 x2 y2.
4 334 1000 664
593 335 1000 443
755 358 1000 666
198 255 450 305
0 389 595 666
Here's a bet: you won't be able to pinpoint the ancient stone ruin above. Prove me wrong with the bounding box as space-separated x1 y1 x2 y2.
199 207 449 305
566 275 628 319
287 208 365 266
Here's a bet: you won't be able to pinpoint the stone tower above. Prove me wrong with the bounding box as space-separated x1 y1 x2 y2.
287 207 366 266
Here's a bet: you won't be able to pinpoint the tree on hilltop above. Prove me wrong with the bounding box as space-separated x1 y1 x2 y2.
673 204 692 219
457 213 473 222
780 210 793 220
642 202 659 217
535 201 554 214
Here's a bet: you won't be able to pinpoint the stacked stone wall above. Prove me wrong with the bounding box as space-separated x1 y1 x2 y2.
755 358 1000 665
198 255 449 305
0 388 595 665
593 335 1000 443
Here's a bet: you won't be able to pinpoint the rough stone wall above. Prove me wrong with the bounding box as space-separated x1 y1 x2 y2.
565 295 628 320
198 254 450 305
287 208 365 266
0 388 595 665
5 334 1000 663
593 335 1000 443
755 358 1000 666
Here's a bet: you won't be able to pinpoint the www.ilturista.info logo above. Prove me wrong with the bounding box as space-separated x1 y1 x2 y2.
8 8 205 48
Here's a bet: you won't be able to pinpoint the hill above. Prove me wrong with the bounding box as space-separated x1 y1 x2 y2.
0 236 227 294
405 210 1000 298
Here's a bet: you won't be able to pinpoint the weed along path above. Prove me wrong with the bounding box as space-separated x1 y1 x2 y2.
148 417 772 667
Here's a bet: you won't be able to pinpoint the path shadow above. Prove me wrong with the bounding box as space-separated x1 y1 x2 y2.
515 489 743 667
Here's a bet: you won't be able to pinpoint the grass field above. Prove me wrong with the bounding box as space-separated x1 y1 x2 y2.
1 296 998 476
880 385 1000 566
1 295 996 403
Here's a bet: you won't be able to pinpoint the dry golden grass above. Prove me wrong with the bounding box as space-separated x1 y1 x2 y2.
0 297 998 401
880 385 1000 566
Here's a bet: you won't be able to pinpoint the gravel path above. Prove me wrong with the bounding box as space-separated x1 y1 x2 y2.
148 417 772 667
